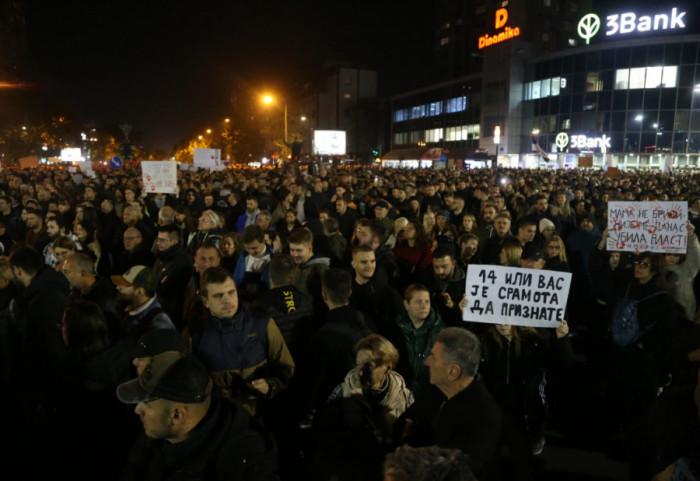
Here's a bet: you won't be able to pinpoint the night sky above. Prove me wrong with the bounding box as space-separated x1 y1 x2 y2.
23 0 434 152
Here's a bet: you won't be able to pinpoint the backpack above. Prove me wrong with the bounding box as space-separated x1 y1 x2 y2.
609 284 665 347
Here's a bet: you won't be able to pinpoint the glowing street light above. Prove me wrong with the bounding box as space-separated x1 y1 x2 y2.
261 94 288 143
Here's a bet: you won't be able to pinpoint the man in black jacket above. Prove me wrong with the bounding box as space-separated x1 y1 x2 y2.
61 252 123 341
153 224 194 330
117 351 278 481
398 328 501 480
9 246 70 391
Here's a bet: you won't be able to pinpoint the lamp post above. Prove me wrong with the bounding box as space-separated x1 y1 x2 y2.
262 94 288 143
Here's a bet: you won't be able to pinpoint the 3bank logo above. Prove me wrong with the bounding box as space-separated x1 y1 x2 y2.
555 133 569 151
577 8 687 44
578 14 600 45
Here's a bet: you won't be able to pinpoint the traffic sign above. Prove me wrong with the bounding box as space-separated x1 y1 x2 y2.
440 154 448 163
109 156 123 170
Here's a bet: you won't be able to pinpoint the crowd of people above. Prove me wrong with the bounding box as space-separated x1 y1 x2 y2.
1 162 700 481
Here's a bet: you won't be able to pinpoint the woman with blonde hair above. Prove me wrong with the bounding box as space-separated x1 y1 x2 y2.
544 235 570 272
327 334 413 444
499 238 523 267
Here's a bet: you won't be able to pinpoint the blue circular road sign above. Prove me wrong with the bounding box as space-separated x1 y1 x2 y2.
109 156 123 170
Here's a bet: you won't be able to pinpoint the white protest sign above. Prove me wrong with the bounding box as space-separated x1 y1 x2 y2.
141 161 177 194
607 201 688 254
75 161 94 177
464 265 571 328
193 148 223 170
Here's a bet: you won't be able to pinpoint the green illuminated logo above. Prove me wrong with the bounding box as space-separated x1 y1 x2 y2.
578 13 601 45
556 132 569 151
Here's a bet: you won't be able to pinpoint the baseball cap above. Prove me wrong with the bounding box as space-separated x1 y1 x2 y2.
116 352 212 404
128 329 189 358
375 200 389 209
521 243 544 261
111 265 157 292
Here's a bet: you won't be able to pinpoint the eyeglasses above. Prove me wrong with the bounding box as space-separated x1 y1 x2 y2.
634 261 650 268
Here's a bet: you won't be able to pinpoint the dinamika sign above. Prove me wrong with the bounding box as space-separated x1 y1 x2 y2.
479 8 520 49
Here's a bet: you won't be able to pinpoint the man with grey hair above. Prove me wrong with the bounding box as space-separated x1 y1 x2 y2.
398 327 501 480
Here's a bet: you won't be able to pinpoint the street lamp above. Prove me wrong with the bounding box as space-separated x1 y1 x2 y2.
261 94 288 143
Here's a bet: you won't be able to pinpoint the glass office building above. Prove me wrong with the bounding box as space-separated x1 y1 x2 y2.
389 1 700 170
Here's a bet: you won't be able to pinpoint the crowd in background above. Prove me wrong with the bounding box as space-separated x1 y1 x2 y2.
1 162 700 481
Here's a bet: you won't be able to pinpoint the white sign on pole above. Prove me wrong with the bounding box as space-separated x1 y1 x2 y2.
607 201 688 253
463 265 571 328
193 148 223 170
141 161 177 194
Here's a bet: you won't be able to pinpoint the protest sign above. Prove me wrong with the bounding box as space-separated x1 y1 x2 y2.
606 167 619 178
19 156 38 169
141 161 177 194
607 201 688 254
463 265 571 328
577 156 593 168
193 148 223 170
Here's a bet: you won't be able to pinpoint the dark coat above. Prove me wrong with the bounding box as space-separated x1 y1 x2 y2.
400 378 502 479
119 395 278 481
154 245 194 330
11 266 71 381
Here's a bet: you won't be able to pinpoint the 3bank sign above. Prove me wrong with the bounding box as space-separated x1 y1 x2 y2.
479 8 520 49
578 8 687 45
556 132 611 151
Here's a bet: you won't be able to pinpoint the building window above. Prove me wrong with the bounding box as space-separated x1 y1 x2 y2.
661 66 678 88
429 101 443 116
586 72 603 92
445 96 467 113
629 68 646 89
551 77 561 96
615 69 629 89
425 128 444 142
613 66 678 90
541 79 551 98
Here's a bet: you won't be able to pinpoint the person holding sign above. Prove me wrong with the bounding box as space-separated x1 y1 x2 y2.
664 221 700 322
479 320 571 477
607 251 682 444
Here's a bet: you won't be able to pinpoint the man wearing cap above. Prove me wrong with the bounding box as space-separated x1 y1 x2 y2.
374 200 395 244
117 352 277 480
520 244 546 270
112 265 176 341
130 328 189 375
185 266 294 419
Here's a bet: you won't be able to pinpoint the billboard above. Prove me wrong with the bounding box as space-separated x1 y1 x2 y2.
313 131 346 156
60 148 82 162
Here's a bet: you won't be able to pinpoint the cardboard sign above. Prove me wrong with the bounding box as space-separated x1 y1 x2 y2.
606 167 619 178
193 148 223 170
19 155 38 169
463 265 571 328
141 161 177 194
578 156 593 168
607 201 688 254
